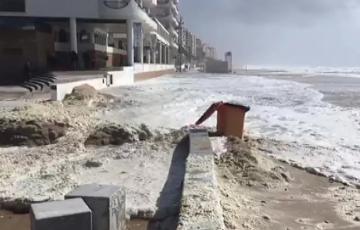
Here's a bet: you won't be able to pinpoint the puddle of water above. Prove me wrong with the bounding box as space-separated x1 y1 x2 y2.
0 210 30 230
0 210 149 230
127 219 150 230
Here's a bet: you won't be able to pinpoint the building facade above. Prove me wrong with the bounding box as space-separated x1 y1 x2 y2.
0 0 174 83
150 0 180 65
225 51 232 73
183 28 196 64
204 45 216 60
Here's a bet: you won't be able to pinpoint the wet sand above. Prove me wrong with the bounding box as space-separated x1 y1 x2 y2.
0 210 30 230
219 165 360 229
217 137 360 230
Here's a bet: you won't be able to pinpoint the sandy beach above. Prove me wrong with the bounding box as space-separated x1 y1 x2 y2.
216 137 360 230
0 70 360 229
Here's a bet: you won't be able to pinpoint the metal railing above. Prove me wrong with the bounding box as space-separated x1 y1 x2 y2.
155 18 170 42
103 0 130 9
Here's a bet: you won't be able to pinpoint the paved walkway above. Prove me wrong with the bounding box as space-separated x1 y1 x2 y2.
0 86 28 101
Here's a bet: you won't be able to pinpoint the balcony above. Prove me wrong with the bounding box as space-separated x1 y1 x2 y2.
100 0 157 29
155 7 178 27
171 4 179 17
170 39 178 49
154 18 170 44
142 0 157 8
169 25 178 38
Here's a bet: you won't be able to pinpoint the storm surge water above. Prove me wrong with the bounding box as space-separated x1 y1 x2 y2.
101 71 360 185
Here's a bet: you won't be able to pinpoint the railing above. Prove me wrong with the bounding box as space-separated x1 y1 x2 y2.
156 8 170 17
157 0 169 4
155 18 170 42
103 0 130 9
103 0 154 23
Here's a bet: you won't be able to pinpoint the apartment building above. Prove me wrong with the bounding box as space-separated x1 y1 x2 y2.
195 38 205 63
204 45 216 60
150 0 180 64
0 0 173 83
184 28 196 62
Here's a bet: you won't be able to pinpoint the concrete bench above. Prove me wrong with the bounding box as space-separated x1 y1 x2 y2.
65 184 126 230
30 198 92 230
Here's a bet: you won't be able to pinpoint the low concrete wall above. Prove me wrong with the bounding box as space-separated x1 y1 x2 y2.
134 63 175 74
51 67 134 101
177 129 225 230
51 64 173 101
135 69 175 82
205 59 229 73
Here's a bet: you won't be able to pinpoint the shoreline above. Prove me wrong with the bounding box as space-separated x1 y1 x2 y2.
235 69 360 109
0 71 360 229
216 137 360 230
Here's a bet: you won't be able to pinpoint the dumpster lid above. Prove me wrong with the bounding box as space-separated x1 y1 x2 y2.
223 102 250 112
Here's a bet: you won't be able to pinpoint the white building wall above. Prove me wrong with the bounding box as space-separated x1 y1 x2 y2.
0 0 100 18
51 67 134 101
134 63 175 73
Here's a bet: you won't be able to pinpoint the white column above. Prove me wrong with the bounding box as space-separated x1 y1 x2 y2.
152 49 156 64
140 30 144 64
127 20 134 66
69 17 78 53
166 46 169 64
105 33 109 48
159 43 162 64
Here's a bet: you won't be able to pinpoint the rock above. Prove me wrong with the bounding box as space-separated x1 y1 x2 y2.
63 84 114 107
64 84 98 101
137 124 153 141
0 119 67 146
85 124 139 146
1 198 33 214
354 216 360 222
84 160 103 168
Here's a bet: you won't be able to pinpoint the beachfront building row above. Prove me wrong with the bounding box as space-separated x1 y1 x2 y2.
184 30 217 67
0 0 181 83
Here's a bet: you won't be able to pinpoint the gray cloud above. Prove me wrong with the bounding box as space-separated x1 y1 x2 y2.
180 0 360 67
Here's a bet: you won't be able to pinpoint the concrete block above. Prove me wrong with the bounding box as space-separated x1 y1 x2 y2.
30 198 92 230
177 129 225 230
189 129 212 154
65 184 126 230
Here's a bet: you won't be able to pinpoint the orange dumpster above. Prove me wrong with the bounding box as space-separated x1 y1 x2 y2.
195 102 250 139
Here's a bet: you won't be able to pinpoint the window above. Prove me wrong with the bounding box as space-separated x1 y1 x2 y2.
94 32 106 46
0 0 25 12
58 29 69 43
118 41 124 49
79 30 90 43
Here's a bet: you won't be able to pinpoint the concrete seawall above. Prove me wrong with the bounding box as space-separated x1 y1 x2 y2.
51 64 175 101
51 67 134 101
135 69 175 82
177 129 225 230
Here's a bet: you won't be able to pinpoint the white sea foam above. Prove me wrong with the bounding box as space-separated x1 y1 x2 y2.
101 72 360 185
244 65 360 78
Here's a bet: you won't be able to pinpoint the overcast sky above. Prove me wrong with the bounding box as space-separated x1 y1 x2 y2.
180 0 360 67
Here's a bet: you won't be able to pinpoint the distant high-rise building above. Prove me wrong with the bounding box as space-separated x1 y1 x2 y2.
195 38 204 62
204 45 216 59
225 51 232 73
184 28 196 62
